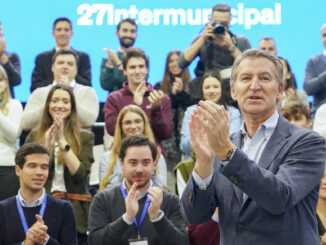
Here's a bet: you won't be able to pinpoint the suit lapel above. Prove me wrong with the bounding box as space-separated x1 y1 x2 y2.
230 132 244 204
257 116 290 170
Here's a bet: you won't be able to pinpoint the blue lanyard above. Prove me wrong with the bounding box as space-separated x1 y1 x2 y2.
120 183 151 237
323 55 326 65
16 194 48 234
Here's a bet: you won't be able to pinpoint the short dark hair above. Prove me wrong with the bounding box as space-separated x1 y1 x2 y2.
52 48 78 65
122 47 149 69
212 3 231 12
280 102 311 121
15 142 50 169
117 18 137 31
53 17 72 31
119 134 157 161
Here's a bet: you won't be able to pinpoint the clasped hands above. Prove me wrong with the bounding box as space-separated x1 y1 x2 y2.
45 113 66 150
133 82 164 110
189 101 235 178
24 215 48 245
124 183 163 222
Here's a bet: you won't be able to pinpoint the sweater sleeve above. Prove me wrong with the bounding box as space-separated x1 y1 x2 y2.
88 191 131 245
104 93 120 135
21 88 46 131
75 87 99 128
100 57 126 92
0 99 23 142
152 193 189 245
304 57 326 95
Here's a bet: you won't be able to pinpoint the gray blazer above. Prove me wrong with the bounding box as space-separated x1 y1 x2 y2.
181 115 326 245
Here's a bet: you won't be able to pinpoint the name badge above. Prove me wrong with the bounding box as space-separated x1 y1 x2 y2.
128 237 148 245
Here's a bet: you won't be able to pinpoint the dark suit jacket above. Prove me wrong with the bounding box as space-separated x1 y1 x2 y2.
181 115 326 245
2 51 21 98
31 48 91 92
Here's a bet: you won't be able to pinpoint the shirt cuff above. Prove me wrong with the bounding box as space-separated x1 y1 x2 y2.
122 214 134 225
212 212 219 222
150 210 164 223
192 169 213 190
43 234 50 244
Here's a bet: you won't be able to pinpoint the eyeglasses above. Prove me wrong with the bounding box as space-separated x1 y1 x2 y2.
121 119 143 127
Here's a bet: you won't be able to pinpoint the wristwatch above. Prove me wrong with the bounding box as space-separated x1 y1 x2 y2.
222 148 236 162
228 44 236 53
60 144 70 152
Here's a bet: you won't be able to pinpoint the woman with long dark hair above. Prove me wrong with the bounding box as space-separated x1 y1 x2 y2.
155 50 194 167
25 84 94 244
180 72 242 160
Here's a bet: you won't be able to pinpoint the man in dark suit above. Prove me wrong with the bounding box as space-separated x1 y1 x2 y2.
304 23 326 115
0 20 21 97
31 17 91 92
181 49 326 244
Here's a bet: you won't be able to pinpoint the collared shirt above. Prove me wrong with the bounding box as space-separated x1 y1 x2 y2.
18 188 46 207
52 79 76 90
323 49 326 57
121 179 164 224
55 46 70 52
50 143 67 193
193 110 279 190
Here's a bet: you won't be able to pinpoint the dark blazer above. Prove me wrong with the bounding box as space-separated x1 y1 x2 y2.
2 51 21 98
181 115 326 245
31 48 91 92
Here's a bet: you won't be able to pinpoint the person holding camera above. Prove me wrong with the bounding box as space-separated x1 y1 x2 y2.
178 3 251 103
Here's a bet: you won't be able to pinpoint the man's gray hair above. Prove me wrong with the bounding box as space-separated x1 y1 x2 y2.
230 49 283 86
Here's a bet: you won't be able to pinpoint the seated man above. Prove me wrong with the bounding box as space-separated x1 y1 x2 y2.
0 142 77 244
0 20 21 97
22 48 99 131
31 17 91 92
104 47 173 149
88 134 188 245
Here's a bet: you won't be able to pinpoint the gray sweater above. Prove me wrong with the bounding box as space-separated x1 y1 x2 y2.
88 184 188 245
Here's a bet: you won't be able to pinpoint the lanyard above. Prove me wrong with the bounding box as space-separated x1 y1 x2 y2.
16 195 47 234
323 55 326 65
120 183 151 238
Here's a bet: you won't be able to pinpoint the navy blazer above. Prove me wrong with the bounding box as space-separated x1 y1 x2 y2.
181 115 326 245
31 48 91 92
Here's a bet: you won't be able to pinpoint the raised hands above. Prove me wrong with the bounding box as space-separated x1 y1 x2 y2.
44 114 65 150
171 77 184 95
190 101 235 178
133 82 146 106
148 90 164 110
24 215 48 245
104 47 121 66
147 187 163 219
124 183 140 222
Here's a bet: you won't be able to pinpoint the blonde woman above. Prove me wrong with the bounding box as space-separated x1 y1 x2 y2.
0 65 23 200
99 105 167 190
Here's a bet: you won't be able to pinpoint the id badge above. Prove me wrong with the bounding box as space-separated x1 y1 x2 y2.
128 237 148 245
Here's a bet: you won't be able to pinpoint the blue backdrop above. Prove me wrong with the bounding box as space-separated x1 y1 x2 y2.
1 0 325 102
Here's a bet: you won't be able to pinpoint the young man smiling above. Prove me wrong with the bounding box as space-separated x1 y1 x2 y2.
88 134 188 245
0 142 77 244
104 47 173 150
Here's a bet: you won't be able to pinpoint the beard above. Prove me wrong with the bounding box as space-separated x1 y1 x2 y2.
119 37 136 49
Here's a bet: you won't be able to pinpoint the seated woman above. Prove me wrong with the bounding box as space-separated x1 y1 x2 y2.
0 66 23 200
155 50 194 167
25 84 94 244
180 72 242 160
99 105 167 190
279 57 308 108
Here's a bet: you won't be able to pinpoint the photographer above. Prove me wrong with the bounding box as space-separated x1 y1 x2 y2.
178 3 251 103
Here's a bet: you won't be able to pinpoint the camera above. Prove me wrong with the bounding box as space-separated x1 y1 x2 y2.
211 21 226 36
